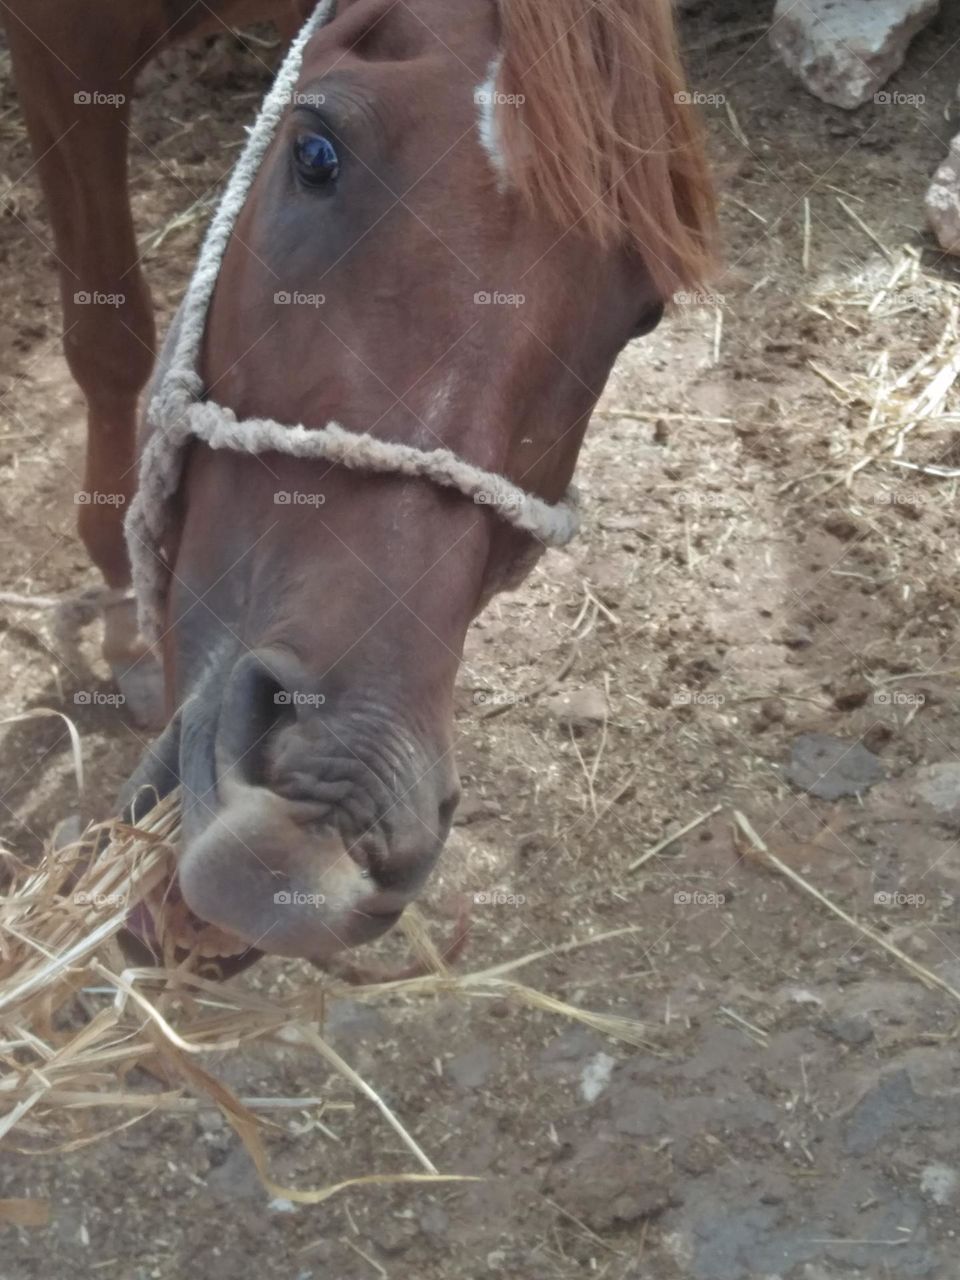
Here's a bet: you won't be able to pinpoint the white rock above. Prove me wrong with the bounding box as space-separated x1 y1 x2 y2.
920 1163 958 1205
579 1051 616 1102
927 134 960 256
268 1197 297 1213
911 760 960 821
783 986 824 1007
770 0 939 110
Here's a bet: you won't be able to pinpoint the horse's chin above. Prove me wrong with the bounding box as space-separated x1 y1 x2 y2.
118 901 263 981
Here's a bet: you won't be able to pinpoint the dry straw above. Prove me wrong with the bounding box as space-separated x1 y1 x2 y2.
0 787 654 1211
785 244 960 494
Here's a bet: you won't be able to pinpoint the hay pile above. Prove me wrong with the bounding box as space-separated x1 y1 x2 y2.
0 787 653 1213
792 243 960 493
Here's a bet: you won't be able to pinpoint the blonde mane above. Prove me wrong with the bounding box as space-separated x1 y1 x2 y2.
497 0 716 295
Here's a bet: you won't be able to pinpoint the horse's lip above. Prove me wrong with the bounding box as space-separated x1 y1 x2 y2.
355 891 408 922
361 906 404 923
119 901 263 979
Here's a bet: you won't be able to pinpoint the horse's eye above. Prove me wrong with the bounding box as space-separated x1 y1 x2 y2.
293 132 340 187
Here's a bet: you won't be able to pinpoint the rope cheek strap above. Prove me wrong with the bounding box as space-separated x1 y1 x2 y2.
125 0 580 645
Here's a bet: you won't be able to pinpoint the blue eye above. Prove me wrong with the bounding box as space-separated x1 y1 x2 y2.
293 132 340 187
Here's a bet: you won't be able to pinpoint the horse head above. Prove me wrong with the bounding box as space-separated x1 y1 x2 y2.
122 0 714 973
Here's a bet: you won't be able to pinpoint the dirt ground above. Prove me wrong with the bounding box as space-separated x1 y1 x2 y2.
2 4 960 1279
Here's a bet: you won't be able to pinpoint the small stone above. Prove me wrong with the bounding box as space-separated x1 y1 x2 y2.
760 697 786 724
833 680 871 711
785 733 885 799
927 132 960 257
543 686 608 727
822 1014 874 1045
911 762 960 825
770 0 940 111
862 722 894 754
920 1163 958 1205
580 1052 616 1103
823 512 862 541
783 987 824 1007
197 1109 227 1134
370 1222 414 1255
780 622 814 650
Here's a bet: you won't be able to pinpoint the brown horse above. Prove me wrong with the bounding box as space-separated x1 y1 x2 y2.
11 0 714 972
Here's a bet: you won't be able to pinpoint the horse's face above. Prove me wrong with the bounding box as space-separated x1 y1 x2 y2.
129 0 711 969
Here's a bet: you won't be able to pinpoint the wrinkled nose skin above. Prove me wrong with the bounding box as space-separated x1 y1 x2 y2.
126 645 459 963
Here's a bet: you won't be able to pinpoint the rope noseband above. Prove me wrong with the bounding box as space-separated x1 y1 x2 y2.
126 0 580 643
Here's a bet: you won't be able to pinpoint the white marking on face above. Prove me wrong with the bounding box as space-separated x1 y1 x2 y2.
475 55 507 182
424 369 458 429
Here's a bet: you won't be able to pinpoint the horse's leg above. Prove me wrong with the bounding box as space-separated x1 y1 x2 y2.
3 4 163 723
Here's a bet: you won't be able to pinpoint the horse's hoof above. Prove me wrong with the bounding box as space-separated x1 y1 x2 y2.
112 654 166 731
101 596 166 729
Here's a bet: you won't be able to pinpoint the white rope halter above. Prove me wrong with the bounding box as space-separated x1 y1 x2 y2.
126 0 580 643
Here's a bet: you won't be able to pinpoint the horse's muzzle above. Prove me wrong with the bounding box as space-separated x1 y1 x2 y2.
120 646 457 965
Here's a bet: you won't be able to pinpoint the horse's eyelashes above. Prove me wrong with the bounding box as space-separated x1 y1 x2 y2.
293 132 340 189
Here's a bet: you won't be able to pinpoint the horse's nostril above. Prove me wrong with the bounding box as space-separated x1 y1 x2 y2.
217 648 317 782
347 829 408 893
